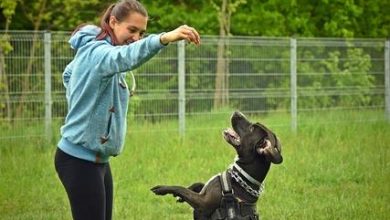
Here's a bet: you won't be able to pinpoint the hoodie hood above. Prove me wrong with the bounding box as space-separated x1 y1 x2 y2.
69 25 101 50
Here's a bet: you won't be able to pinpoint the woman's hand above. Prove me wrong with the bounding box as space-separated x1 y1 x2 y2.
160 25 201 45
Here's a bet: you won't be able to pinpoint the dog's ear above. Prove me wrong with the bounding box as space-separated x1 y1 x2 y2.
255 124 283 164
251 123 268 138
268 132 282 155
269 133 283 164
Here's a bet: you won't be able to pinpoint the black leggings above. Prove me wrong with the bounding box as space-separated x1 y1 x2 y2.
55 148 113 220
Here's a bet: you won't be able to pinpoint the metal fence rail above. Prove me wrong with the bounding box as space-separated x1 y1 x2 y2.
0 31 388 143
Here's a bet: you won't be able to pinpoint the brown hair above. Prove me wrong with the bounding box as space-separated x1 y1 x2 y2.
96 0 148 45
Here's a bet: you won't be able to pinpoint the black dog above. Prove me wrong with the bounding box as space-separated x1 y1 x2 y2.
151 111 283 219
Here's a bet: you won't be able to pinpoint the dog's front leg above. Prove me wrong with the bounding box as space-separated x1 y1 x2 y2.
176 182 204 203
151 177 221 210
151 185 206 209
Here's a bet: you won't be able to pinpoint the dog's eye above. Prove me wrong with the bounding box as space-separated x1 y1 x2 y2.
249 125 254 132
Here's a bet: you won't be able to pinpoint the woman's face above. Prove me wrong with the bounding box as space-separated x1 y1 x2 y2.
109 12 147 45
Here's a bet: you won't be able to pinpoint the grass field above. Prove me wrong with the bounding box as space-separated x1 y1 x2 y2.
0 111 389 219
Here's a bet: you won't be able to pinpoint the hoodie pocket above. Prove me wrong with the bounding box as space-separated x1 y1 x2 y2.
100 106 115 145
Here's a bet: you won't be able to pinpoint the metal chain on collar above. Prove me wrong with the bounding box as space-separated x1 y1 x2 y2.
229 169 264 198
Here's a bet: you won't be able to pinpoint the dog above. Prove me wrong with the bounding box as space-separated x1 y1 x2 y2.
151 111 283 219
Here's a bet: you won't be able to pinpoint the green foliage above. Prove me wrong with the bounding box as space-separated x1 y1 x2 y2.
1 0 388 37
323 48 374 107
1 0 106 30
0 0 17 28
48 0 104 30
262 40 378 111
0 33 13 117
300 47 374 109
0 35 12 54
231 0 389 37
143 0 219 34
353 0 390 38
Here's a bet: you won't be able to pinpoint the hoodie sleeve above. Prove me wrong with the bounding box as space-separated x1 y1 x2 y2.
63 60 73 89
91 34 166 77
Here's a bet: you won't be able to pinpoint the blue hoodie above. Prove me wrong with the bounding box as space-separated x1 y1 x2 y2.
58 25 166 163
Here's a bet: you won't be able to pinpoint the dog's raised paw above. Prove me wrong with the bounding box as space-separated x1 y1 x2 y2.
151 186 169 195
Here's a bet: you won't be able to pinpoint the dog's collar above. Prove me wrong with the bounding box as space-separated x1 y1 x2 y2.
230 162 262 187
229 169 264 199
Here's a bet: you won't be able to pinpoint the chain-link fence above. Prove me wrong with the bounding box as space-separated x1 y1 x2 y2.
0 31 389 144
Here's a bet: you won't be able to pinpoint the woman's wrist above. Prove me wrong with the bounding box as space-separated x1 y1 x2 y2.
159 33 169 45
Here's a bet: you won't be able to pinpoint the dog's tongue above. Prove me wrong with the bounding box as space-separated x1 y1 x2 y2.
223 128 240 146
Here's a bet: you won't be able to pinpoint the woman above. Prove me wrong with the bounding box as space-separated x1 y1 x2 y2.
54 1 200 219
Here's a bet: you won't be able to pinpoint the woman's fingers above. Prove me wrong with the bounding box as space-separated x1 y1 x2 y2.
186 30 200 45
175 25 200 45
192 28 201 45
182 25 200 45
188 26 200 45
161 25 201 45
185 30 197 44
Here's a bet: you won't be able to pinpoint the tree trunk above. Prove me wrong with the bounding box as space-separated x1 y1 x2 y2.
0 2 15 122
214 26 226 109
0 41 12 121
214 0 230 109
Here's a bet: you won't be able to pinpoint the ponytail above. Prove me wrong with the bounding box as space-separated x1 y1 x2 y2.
96 3 119 45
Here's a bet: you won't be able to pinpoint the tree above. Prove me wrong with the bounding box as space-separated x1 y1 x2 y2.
0 0 17 120
212 0 246 109
231 0 389 38
141 0 218 34
0 0 107 118
5 0 104 31
1 0 388 37
353 0 390 38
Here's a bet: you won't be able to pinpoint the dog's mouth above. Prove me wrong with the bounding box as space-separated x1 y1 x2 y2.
223 128 240 147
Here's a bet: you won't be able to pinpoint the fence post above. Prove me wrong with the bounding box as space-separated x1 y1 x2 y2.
290 38 297 132
385 40 390 121
178 40 186 136
44 32 52 143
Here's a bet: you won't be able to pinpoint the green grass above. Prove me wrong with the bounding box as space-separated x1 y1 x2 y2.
0 111 389 219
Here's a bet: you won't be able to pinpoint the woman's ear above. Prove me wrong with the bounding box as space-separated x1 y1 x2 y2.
109 16 117 29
